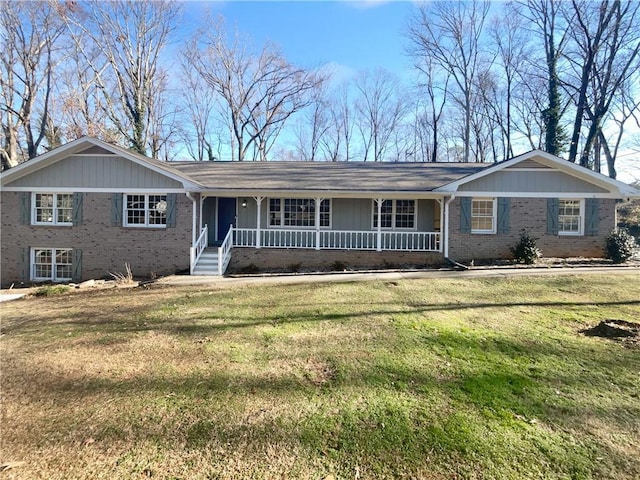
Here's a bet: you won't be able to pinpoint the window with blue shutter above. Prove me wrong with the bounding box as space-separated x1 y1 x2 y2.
497 197 510 234
546 198 559 235
72 193 83 226
460 197 471 233
585 198 599 236
111 194 123 226
19 192 31 225
166 193 177 228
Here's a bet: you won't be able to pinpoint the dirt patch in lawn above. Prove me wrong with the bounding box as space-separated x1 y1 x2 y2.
582 319 640 349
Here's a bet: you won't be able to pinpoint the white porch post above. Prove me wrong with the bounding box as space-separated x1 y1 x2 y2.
254 196 264 248
199 195 204 233
315 197 323 250
438 198 444 253
186 193 197 245
375 198 384 252
444 195 455 258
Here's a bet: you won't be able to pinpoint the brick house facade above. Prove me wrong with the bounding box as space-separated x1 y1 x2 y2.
1 137 637 286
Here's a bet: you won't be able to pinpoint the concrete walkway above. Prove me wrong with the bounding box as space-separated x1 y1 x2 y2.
155 264 640 289
0 293 27 303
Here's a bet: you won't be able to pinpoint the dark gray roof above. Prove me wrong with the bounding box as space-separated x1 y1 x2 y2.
170 161 489 193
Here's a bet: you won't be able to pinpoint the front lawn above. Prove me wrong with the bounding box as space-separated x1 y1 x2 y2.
1 274 639 479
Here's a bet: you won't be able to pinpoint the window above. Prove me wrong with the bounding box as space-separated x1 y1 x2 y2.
31 248 72 282
32 193 72 225
471 198 496 234
558 199 583 235
373 200 416 229
269 198 331 228
124 194 167 227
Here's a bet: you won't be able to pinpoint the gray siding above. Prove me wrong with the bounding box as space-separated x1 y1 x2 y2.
7 155 184 189
235 197 439 231
333 198 371 230
237 198 258 228
459 170 608 194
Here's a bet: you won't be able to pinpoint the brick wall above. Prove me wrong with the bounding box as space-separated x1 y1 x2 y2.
228 247 445 273
1 192 193 286
447 197 617 261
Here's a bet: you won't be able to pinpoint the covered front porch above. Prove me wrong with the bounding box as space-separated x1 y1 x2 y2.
191 194 446 275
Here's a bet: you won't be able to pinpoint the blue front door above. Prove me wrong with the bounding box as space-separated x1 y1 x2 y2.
217 197 236 241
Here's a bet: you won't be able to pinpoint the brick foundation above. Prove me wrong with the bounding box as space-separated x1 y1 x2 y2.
228 247 445 273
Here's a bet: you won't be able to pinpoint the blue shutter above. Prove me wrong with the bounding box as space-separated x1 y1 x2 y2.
460 197 471 233
166 193 177 228
497 197 510 234
112 194 123 226
72 192 83 226
585 198 599 236
546 198 559 235
72 249 82 282
21 247 31 282
20 192 31 224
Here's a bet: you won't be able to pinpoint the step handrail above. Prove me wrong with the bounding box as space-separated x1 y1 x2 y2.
217 224 234 275
190 224 208 275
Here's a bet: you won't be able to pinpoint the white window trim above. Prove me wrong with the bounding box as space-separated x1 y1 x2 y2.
558 198 584 236
471 197 497 234
268 198 332 229
31 247 73 282
31 192 73 226
371 199 418 231
123 194 168 228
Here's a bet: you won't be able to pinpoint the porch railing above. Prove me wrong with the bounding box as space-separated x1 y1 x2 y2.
190 224 208 274
218 224 234 275
233 228 440 252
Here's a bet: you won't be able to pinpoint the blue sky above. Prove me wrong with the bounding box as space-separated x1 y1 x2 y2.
178 1 639 181
183 1 417 82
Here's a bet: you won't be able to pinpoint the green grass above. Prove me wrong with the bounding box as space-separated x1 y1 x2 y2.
32 284 71 296
1 274 639 479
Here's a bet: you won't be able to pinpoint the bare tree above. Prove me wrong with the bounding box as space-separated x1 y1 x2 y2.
411 54 449 162
518 0 570 155
0 1 66 169
334 82 355 162
178 65 227 162
53 38 118 143
408 0 491 162
489 3 534 159
353 69 407 162
185 17 326 161
563 0 640 169
63 0 179 156
294 84 333 161
593 75 640 179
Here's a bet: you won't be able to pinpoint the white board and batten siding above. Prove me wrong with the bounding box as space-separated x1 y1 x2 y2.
6 154 184 190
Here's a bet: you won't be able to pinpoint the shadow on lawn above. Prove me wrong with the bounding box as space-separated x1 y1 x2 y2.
5 325 639 479
5 298 638 339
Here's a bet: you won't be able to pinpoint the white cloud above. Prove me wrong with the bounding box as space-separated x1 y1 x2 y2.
342 0 394 10
318 61 359 86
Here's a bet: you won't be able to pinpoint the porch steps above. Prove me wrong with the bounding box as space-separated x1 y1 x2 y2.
192 248 221 276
